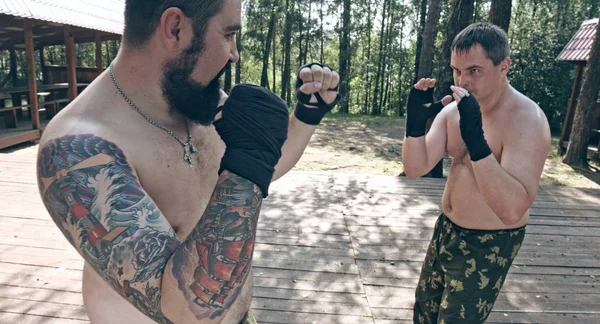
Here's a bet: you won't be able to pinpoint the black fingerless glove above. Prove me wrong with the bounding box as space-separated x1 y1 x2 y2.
214 84 289 197
405 87 444 137
294 63 341 125
457 96 492 162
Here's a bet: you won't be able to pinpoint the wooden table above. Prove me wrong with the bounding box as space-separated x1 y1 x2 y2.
0 83 88 128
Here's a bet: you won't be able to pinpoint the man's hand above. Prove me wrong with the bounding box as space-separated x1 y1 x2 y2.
405 78 452 138
294 63 341 125
214 84 289 197
451 85 492 161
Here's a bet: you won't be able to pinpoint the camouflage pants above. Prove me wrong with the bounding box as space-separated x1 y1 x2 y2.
413 214 526 324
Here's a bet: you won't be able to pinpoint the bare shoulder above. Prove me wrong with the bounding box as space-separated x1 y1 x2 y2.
40 80 128 149
506 89 551 144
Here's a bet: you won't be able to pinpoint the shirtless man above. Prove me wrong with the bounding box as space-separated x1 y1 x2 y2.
401 22 551 323
35 0 341 323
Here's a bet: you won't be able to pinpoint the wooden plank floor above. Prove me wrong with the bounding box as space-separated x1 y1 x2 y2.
0 115 50 150
1 144 599 323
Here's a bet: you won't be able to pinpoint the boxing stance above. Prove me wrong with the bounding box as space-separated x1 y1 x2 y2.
402 22 551 323
36 0 340 323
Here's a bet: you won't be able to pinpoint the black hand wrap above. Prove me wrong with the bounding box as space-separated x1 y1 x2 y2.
294 63 341 125
214 84 289 197
405 87 445 137
457 96 492 162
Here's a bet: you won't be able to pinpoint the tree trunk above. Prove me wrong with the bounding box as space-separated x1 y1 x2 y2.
372 0 389 115
398 5 406 116
9 44 17 86
261 0 279 88
412 0 428 84
417 0 443 80
430 0 474 178
338 0 352 113
272 23 277 93
320 0 325 62
510 0 524 44
379 5 393 111
434 0 475 100
363 2 374 114
489 0 511 33
555 0 568 30
235 29 242 84
297 16 304 66
303 0 312 64
563 21 600 167
105 41 111 63
281 0 295 104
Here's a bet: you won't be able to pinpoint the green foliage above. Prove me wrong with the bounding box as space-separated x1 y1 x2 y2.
1 0 597 127
508 0 597 128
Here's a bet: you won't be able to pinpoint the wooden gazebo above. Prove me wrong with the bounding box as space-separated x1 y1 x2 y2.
556 18 600 158
0 0 124 149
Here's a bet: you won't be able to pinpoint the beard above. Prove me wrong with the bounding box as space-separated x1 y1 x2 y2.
161 45 231 125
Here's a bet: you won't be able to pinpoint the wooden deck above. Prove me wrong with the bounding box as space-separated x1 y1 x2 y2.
1 145 599 324
0 113 50 150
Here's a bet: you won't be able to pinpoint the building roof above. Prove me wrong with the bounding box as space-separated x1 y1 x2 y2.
0 0 124 50
0 0 124 35
556 18 598 63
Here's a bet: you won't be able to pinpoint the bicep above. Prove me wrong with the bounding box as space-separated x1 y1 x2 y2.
37 134 178 322
500 121 550 202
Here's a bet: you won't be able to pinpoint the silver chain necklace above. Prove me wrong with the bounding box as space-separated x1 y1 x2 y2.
109 65 197 167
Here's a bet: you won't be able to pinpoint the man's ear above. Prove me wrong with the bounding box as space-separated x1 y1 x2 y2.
158 8 192 54
500 57 511 75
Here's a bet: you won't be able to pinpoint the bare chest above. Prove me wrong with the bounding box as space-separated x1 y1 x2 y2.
132 127 225 239
446 109 505 165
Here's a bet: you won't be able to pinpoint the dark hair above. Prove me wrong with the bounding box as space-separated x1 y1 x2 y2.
124 0 226 48
451 22 510 66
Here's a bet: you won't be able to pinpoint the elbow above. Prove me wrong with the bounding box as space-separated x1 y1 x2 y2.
497 205 528 226
498 213 523 226
401 161 425 178
403 169 422 179
401 159 423 179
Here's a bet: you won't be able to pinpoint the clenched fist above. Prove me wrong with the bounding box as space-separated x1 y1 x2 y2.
294 63 341 125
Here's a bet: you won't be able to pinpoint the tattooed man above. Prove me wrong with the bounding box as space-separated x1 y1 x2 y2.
36 1 341 323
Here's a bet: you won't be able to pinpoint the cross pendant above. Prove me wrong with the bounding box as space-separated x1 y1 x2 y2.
183 144 194 167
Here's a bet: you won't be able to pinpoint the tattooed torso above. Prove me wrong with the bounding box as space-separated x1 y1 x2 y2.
36 76 256 324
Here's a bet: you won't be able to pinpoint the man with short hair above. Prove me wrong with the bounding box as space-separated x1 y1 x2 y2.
36 1 341 323
402 22 551 323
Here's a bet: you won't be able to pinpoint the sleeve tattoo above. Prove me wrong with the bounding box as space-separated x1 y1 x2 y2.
37 134 263 322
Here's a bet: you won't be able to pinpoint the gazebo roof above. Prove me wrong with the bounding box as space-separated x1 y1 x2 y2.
0 0 124 50
556 18 598 63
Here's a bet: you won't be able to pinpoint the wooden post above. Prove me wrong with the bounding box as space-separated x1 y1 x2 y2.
64 26 78 101
559 63 585 154
24 19 40 130
9 41 23 119
95 32 104 74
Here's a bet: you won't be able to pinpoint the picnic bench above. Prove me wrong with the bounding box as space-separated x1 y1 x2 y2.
0 83 87 128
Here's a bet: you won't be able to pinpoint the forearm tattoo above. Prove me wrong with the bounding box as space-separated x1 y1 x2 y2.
171 174 262 320
37 135 263 322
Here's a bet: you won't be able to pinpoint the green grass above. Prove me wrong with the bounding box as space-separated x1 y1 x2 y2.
322 113 406 127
